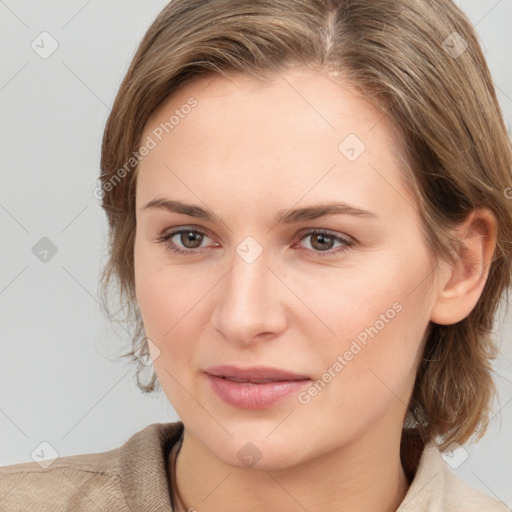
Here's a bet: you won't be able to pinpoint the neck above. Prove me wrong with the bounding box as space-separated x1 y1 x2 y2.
173 425 410 512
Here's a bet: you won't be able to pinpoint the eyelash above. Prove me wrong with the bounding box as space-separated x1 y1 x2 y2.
154 227 355 258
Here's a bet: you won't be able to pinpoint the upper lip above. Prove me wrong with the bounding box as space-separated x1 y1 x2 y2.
205 365 310 382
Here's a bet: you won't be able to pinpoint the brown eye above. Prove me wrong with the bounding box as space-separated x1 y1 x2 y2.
178 231 204 249
156 228 213 255
309 233 335 251
298 230 354 257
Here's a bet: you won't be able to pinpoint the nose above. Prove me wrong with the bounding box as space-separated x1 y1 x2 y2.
211 247 288 346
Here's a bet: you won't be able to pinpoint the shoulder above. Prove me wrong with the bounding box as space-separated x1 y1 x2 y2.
398 440 510 511
442 466 510 511
0 446 126 511
0 421 184 511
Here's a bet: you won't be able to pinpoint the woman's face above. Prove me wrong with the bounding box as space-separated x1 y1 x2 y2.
134 68 439 469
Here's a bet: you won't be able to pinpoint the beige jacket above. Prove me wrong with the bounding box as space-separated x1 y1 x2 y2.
0 421 508 511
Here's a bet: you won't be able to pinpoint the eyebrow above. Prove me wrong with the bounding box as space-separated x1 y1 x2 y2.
140 198 378 223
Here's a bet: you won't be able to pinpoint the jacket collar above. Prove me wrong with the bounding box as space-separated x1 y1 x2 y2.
118 421 448 512
120 421 184 511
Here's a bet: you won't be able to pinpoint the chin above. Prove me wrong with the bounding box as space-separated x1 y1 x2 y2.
201 429 311 471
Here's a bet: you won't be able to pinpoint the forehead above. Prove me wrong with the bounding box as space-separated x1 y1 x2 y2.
136 68 413 222
144 68 389 142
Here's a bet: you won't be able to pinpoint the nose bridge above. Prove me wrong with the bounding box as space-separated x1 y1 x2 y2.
212 242 286 342
230 247 269 302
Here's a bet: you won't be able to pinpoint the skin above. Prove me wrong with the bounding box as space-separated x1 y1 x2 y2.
133 67 497 512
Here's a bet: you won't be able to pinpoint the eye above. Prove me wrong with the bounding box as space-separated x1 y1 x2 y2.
154 227 354 258
296 230 354 257
155 228 215 255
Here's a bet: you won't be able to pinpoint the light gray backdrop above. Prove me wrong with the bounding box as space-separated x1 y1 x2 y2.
1 0 511 506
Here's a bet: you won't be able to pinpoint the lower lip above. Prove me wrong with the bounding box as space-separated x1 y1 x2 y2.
206 374 310 409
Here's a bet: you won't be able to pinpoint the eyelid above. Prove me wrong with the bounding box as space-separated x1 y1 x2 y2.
297 227 354 244
156 225 354 242
154 224 213 242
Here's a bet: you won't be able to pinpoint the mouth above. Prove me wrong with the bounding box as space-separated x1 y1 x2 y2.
204 365 311 409
205 365 310 383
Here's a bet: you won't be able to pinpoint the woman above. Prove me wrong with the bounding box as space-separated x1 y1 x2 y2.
1 0 511 510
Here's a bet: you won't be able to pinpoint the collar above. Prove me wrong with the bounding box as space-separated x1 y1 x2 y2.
119 421 184 511
116 421 468 512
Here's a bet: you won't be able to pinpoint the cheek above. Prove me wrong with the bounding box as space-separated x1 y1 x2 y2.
133 247 213 385
135 268 198 355
134 240 201 334
294 246 432 385
134 258 201 411
286 253 429 351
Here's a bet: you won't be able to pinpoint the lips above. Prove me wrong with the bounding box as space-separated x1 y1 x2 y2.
205 365 311 409
205 365 310 382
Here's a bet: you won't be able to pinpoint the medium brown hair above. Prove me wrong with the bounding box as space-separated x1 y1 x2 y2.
98 0 512 449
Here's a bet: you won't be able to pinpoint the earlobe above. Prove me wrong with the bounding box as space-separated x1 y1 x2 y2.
429 208 497 326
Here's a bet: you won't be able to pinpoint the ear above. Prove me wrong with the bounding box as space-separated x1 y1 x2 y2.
430 208 497 325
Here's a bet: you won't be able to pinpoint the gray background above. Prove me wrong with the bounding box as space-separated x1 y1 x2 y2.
1 0 511 506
